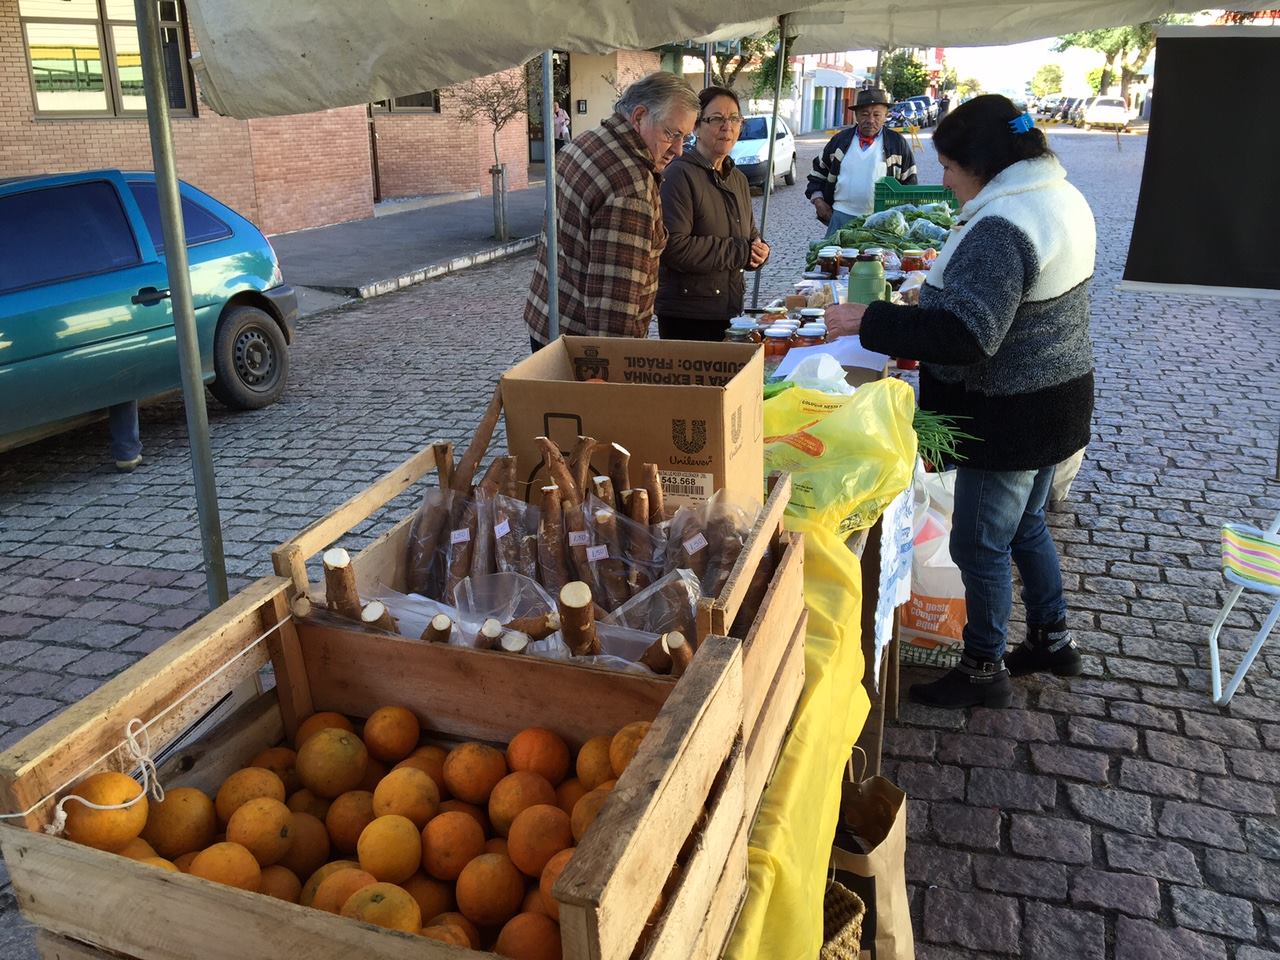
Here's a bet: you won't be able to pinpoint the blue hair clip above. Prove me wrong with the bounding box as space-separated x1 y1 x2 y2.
1008 112 1035 134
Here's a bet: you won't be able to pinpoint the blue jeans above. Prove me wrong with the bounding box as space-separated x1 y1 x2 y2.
949 466 1067 661
108 401 141 461
825 209 862 238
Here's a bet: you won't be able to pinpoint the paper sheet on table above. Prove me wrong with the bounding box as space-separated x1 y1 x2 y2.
772 338 891 378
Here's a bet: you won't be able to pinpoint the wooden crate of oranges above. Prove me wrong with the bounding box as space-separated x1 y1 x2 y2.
0 572 757 960
271 440 806 817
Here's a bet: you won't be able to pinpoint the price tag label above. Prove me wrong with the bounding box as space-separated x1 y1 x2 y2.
568 530 591 547
450 528 471 545
684 532 709 555
586 544 610 562
494 519 512 539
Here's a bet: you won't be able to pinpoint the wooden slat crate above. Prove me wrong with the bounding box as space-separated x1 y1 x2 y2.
0 574 749 960
269 443 806 812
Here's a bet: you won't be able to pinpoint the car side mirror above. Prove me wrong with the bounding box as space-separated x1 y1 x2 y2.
775 130 785 139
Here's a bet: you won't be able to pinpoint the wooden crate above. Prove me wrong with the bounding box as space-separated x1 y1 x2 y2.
269 443 806 809
0 573 749 960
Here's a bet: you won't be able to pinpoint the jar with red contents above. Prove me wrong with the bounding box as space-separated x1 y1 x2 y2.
762 327 793 376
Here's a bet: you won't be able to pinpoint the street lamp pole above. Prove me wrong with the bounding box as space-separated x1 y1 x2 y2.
134 0 228 607
542 50 560 340
751 15 788 308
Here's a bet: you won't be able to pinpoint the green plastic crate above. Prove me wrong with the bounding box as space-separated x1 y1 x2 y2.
874 177 956 211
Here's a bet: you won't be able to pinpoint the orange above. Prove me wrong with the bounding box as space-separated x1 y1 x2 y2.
539 847 574 920
508 805 573 878
421 810 486 882
357 757 389 794
258 864 302 902
402 872 455 921
574 735 614 791
299 859 358 907
489 771 556 837
296 728 369 799
295 711 354 748
173 851 199 872
443 742 508 804
486 837 510 857
278 811 330 880
495 911 563 960
426 912 481 949
506 728 571 786
397 745 449 798
357 814 422 883
362 706 421 763
312 866 377 913
215 768 285 825
455 853 525 927
138 856 180 872
439 799 491 835
570 786 613 843
189 841 261 891
250 746 300 794
116 837 158 861
142 786 216 859
226 797 294 866
325 791 376 854
420 924 471 945
522 886 550 916
555 779 588 818
609 721 650 778
286 788 331 821
372 766 440 828
63 771 149 852
340 881 422 932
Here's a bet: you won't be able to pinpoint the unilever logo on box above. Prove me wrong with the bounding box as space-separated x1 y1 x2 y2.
672 419 707 454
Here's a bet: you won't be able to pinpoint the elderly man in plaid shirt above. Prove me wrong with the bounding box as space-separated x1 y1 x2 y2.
525 73 700 349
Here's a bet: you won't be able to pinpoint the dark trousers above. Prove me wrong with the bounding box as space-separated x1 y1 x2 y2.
657 314 732 342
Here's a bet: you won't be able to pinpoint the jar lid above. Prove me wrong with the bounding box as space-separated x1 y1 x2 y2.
901 248 926 257
764 328 792 338
799 308 826 317
799 324 827 334
839 247 858 257
729 317 756 329
818 246 840 256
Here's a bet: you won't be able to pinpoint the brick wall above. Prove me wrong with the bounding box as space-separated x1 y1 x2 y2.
373 69 530 199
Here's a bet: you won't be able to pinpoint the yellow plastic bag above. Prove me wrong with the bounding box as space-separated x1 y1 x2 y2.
764 379 918 536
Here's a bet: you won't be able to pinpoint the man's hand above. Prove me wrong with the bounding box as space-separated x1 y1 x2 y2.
749 238 770 269
810 196 833 225
824 302 867 338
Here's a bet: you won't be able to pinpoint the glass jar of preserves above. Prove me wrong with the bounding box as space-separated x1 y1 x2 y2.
795 325 825 348
901 249 927 272
799 308 826 325
724 318 761 344
817 245 841 277
762 327 793 376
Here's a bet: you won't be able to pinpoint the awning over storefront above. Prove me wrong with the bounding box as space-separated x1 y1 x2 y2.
807 67 866 88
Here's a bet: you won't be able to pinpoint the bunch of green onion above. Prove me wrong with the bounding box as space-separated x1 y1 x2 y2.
913 408 979 470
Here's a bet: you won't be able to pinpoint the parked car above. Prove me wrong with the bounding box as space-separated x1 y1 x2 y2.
890 101 922 128
730 114 797 188
1082 96 1133 129
906 95 938 125
0 170 297 445
1069 98 1091 125
1038 94 1064 117
1056 97 1079 122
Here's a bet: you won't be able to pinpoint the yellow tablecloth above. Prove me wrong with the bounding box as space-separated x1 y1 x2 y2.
725 519 870 960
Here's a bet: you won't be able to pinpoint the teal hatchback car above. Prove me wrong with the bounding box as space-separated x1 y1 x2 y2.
0 170 296 445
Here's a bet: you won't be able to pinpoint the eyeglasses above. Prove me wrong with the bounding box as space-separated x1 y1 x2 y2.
657 123 690 146
701 114 744 127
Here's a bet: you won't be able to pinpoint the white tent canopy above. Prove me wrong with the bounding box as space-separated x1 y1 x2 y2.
187 0 1239 119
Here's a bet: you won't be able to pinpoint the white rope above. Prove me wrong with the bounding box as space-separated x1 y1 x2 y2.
0 614 291 830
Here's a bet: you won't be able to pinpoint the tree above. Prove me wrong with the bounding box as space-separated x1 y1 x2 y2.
751 33 796 99
956 77 982 98
1031 64 1063 97
1055 16 1189 99
1085 67 1104 95
454 70 530 240
695 32 780 90
937 67 958 94
879 49 929 101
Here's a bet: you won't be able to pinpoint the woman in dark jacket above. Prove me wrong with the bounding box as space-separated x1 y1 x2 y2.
656 87 770 341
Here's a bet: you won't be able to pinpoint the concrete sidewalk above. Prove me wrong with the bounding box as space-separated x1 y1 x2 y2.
271 185 547 301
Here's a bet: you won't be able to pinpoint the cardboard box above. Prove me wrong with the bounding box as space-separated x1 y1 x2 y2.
502 336 765 510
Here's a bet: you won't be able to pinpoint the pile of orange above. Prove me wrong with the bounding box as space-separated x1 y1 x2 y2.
61 706 653 959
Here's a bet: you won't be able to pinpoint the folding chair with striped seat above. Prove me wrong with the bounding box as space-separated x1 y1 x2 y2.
1208 510 1280 705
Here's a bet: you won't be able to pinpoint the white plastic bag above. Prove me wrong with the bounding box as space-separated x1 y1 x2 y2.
898 469 967 668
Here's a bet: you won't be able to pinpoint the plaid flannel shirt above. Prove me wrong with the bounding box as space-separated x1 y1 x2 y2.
525 114 668 344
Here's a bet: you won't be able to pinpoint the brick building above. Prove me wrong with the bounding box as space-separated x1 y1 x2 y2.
2 0 531 234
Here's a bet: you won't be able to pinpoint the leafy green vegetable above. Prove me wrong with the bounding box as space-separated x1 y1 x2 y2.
863 209 910 237
913 408 979 469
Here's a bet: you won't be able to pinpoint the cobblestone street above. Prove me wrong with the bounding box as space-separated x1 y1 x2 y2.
1 128 1278 958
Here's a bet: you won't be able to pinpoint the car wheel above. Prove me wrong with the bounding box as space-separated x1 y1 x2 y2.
784 154 797 186
209 304 289 410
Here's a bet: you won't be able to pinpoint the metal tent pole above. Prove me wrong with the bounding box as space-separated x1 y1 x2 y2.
542 50 560 339
751 15 788 308
134 0 228 607
704 42 713 88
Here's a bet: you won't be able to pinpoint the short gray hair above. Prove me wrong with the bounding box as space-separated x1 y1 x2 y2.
615 72 699 121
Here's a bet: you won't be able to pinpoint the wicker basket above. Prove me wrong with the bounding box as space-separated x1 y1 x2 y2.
819 879 866 960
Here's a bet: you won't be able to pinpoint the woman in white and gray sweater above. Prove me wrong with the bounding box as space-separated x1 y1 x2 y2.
827 94 1096 709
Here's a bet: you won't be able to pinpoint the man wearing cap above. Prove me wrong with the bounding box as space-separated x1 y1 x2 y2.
807 87 918 236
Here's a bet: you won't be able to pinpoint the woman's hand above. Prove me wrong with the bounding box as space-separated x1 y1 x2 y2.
749 238 770 269
824 302 867 338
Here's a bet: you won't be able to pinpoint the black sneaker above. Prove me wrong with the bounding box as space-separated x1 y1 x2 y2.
908 654 1013 709
1005 621 1083 678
